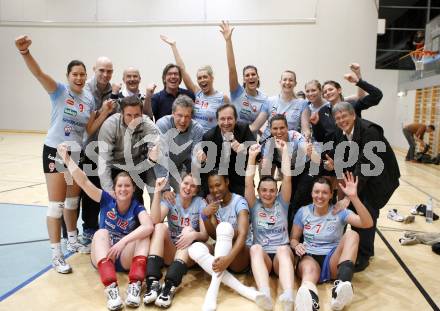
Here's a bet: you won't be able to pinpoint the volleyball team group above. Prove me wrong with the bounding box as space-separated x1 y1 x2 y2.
14 21 400 311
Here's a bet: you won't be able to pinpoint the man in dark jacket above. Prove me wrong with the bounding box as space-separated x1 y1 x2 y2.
331 101 400 272
199 103 256 196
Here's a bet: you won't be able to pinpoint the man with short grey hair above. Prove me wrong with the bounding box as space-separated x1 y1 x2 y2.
329 101 400 272
155 95 205 203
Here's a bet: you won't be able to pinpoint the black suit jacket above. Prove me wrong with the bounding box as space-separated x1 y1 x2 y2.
334 118 400 209
201 121 256 196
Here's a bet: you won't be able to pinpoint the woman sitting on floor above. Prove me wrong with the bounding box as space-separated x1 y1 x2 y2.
143 175 209 308
245 142 295 310
58 144 153 311
291 172 373 311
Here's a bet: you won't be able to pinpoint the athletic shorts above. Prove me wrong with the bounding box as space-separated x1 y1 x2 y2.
42 144 82 174
299 247 337 283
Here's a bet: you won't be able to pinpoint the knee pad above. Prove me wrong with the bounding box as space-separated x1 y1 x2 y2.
97 258 117 287
188 242 209 261
165 259 188 287
128 255 147 283
47 201 64 218
65 196 79 210
216 222 234 243
146 255 164 281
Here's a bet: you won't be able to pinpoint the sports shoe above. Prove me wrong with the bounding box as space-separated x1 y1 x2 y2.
295 285 320 311
255 292 273 310
387 209 404 222
66 239 86 253
105 282 123 311
330 280 353 310
155 281 177 308
52 255 72 274
125 281 142 307
143 279 161 305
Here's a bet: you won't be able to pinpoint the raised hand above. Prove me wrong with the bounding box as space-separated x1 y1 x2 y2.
350 63 362 79
248 143 261 159
219 20 234 41
111 83 122 94
154 177 168 193
56 143 70 163
196 149 207 163
275 139 287 152
160 34 176 46
339 171 358 199
148 142 160 163
323 154 334 171
15 35 32 52
146 83 157 97
344 72 360 84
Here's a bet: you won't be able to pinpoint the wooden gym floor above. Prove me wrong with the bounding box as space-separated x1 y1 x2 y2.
0 132 439 311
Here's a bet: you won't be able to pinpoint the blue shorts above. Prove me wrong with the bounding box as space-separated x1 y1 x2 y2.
299 246 337 283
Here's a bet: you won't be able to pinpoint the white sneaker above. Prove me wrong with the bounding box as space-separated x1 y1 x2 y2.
143 279 161 305
52 255 72 274
330 280 353 310
125 281 142 307
66 240 85 253
255 292 273 310
387 209 404 222
295 285 320 311
78 243 91 254
155 281 176 308
105 282 123 311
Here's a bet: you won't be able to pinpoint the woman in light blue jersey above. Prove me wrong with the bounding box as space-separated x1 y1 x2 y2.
15 35 114 274
220 21 270 133
305 80 328 115
161 35 230 131
291 174 373 311
143 174 209 308
245 142 295 311
260 70 312 141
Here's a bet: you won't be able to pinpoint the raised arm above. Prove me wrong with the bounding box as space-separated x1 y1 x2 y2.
57 144 102 202
344 63 366 101
245 144 261 207
143 83 156 120
339 172 373 229
220 21 240 93
161 35 199 94
301 107 311 141
150 177 170 224
15 35 57 93
86 99 114 135
344 73 383 111
277 139 292 203
249 112 269 133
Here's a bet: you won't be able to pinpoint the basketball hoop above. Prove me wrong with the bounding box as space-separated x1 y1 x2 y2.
409 49 439 71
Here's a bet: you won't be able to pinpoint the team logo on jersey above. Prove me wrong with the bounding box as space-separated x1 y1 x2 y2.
170 214 178 222
327 224 336 232
304 223 312 230
242 100 250 107
64 125 72 136
65 98 74 106
48 162 55 172
79 103 84 113
258 211 267 218
64 107 77 117
117 219 128 230
107 210 116 220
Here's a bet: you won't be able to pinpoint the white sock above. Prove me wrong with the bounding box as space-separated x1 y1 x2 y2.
202 223 234 310
260 286 271 298
50 243 62 257
67 231 78 243
189 242 260 303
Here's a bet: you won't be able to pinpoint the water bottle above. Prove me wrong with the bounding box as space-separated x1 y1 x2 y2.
426 196 433 223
